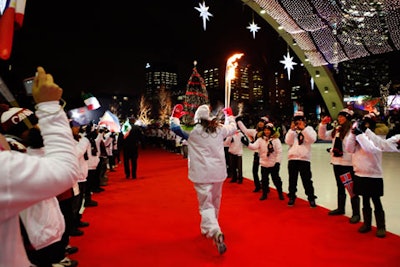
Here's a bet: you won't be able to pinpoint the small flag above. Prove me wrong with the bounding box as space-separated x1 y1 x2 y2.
67 106 90 126
82 92 101 110
0 0 26 60
121 118 131 138
340 172 355 198
98 110 121 133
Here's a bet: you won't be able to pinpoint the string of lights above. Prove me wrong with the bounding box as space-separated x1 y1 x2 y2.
252 0 400 66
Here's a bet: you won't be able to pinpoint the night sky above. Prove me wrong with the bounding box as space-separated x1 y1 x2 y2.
2 0 287 106
4 0 399 111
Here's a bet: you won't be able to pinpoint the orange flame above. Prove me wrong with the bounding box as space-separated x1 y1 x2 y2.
226 53 244 81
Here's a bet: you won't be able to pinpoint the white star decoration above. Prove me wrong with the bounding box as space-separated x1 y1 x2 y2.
195 1 213 31
247 20 260 39
280 51 297 80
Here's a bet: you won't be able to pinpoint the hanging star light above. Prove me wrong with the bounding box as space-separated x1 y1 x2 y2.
195 1 213 31
280 51 297 80
247 20 260 39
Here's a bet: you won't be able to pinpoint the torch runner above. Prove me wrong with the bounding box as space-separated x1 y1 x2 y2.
225 53 244 108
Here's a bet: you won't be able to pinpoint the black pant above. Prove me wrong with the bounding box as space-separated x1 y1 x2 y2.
261 165 283 193
287 160 316 200
229 153 243 182
252 153 261 189
124 149 138 178
85 169 97 202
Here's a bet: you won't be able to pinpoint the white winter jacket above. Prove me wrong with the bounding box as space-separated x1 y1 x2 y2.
0 102 80 267
344 131 383 178
365 129 400 152
188 116 236 183
75 136 90 182
285 126 317 162
20 147 65 250
248 137 282 168
223 130 244 156
318 123 353 166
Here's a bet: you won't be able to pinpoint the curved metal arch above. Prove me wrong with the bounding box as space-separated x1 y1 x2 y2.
242 0 344 118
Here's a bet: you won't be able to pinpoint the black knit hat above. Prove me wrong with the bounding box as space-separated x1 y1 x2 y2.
293 111 306 122
338 108 354 120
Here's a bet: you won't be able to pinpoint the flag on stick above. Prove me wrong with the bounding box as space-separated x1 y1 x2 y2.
340 172 355 198
0 0 26 60
82 92 101 110
121 118 131 138
99 110 120 133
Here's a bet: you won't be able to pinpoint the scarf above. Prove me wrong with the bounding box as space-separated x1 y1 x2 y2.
297 131 304 145
332 126 343 157
267 139 274 157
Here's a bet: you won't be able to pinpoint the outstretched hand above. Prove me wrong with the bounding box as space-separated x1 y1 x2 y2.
321 116 331 125
32 66 63 104
172 104 188 119
223 107 233 117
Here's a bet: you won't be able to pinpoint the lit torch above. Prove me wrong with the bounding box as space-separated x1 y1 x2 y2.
225 53 244 108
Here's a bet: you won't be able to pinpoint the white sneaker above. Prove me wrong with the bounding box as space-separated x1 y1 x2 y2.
213 232 227 255
52 257 78 267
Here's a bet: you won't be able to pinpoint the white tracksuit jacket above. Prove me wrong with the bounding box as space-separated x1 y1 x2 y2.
0 102 80 267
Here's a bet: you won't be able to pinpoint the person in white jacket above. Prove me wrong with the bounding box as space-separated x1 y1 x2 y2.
243 122 284 201
236 116 268 192
223 129 245 184
0 109 73 267
284 111 318 207
180 104 236 255
345 113 389 238
83 124 100 207
71 122 91 231
318 108 360 224
0 66 80 267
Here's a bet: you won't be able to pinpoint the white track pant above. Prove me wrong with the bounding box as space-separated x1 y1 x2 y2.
193 181 224 238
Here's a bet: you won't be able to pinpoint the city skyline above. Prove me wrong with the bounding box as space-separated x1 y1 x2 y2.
1 0 399 112
1 0 288 102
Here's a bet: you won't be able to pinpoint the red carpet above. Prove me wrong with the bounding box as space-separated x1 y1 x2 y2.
72 147 400 267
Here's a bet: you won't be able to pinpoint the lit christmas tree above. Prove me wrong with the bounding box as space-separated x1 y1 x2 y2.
182 61 209 125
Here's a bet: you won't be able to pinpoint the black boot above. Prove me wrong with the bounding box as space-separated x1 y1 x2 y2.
328 195 346 215
274 179 284 200
259 180 268 200
349 196 361 224
374 210 386 238
358 207 372 233
259 192 268 201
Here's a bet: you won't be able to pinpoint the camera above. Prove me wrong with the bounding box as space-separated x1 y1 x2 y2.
23 77 35 95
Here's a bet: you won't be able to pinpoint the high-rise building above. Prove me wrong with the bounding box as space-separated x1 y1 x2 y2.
144 62 180 117
202 64 265 113
144 62 179 103
338 56 390 97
